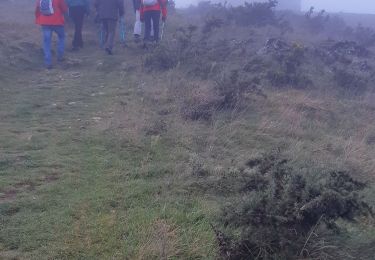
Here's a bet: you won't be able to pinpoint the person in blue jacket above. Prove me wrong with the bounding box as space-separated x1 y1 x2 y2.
66 0 90 51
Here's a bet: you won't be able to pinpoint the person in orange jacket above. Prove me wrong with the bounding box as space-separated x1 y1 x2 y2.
35 0 68 69
140 0 167 43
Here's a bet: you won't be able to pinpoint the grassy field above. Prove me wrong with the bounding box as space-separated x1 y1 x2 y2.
1 1 375 259
0 32 219 258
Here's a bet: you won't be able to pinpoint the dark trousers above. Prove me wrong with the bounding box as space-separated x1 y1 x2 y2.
102 19 117 50
69 6 85 48
144 10 161 42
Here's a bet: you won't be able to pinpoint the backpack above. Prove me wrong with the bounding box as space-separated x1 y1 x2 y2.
143 0 158 6
39 0 54 16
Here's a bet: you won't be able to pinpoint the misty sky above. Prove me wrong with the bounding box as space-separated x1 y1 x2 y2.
176 0 375 14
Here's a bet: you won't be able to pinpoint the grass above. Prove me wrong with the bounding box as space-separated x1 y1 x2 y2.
0 24 218 257
0 85 217 259
1 1 375 259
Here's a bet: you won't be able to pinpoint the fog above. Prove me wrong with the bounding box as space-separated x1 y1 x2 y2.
302 0 375 14
176 0 375 14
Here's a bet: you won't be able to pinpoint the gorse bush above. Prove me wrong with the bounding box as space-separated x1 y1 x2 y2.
230 0 279 27
259 39 312 88
351 24 375 47
215 70 264 110
215 154 373 259
202 16 224 34
305 7 330 33
187 0 280 28
333 67 368 94
144 45 178 71
167 0 176 13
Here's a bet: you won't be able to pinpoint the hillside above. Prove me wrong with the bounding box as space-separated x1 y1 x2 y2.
1 1 375 259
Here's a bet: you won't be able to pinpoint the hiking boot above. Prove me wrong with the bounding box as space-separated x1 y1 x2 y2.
71 46 79 52
57 57 65 62
105 48 113 55
46 64 53 70
134 34 141 43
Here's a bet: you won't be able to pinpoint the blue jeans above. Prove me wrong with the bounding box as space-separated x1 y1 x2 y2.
41 25 65 66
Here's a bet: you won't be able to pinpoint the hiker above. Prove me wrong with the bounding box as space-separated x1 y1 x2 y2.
140 0 168 43
66 0 90 51
95 0 125 55
35 0 68 69
133 0 142 41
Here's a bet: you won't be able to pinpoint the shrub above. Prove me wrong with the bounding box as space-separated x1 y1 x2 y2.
167 0 176 13
188 1 280 28
305 7 330 33
180 85 221 121
215 154 373 259
264 41 312 88
175 25 198 55
144 45 178 71
333 68 368 94
214 70 263 110
181 96 218 121
191 1 223 16
230 0 279 27
180 70 262 121
352 24 375 47
202 16 224 34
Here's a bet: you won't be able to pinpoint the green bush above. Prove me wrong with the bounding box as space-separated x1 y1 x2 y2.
230 0 279 27
144 45 178 71
215 154 373 259
304 7 330 33
333 68 368 94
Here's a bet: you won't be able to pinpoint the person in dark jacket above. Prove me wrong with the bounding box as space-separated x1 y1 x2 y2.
140 0 167 43
66 0 90 50
133 0 142 41
95 0 124 55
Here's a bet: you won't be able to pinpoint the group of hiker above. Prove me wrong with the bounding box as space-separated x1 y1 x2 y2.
35 0 168 69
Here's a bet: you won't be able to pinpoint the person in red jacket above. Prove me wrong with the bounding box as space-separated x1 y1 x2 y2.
35 0 68 69
140 0 167 43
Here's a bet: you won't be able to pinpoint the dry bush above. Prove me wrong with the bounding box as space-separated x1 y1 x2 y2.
188 153 210 177
180 70 264 121
180 83 221 121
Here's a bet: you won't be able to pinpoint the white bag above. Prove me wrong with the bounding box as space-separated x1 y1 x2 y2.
134 10 142 36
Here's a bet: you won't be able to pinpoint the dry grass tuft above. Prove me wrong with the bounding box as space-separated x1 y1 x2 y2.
137 219 179 260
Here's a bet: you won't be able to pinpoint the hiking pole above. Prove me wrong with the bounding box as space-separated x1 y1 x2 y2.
119 17 126 44
160 21 166 41
94 14 105 49
97 21 105 49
